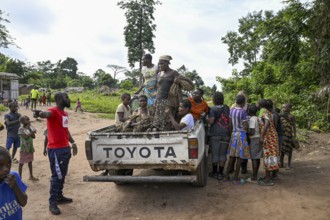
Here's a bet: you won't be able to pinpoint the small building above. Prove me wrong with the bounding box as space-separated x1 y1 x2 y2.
0 72 20 100
19 84 35 95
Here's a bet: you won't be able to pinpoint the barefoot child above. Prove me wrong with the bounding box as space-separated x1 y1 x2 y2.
247 104 262 183
4 102 21 164
115 93 132 131
0 146 28 219
18 116 38 181
74 98 84 112
280 103 296 169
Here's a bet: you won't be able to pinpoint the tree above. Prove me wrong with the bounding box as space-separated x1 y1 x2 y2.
0 10 17 49
93 69 117 88
177 65 204 88
124 68 140 87
309 0 330 85
221 11 271 76
120 79 133 90
60 57 78 79
118 0 161 85
107 64 127 81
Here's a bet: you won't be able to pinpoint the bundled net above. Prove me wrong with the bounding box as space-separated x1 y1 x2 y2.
168 75 194 108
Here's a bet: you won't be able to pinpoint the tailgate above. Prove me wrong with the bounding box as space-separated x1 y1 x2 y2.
91 135 189 165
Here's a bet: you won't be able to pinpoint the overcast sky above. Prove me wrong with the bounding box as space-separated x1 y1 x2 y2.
1 0 303 88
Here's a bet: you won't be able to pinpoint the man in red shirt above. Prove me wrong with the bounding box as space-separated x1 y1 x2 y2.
34 92 77 215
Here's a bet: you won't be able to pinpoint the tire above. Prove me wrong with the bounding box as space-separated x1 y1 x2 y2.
192 152 208 187
109 169 133 185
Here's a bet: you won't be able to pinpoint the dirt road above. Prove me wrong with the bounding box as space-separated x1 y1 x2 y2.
2 106 330 220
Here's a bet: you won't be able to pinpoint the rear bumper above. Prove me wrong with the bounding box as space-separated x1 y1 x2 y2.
83 175 197 183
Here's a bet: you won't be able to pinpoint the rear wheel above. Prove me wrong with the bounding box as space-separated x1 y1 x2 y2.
192 152 208 187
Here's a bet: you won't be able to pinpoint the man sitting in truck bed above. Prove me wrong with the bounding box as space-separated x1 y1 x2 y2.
122 95 154 132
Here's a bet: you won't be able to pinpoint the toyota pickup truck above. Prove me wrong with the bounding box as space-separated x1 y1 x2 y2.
83 119 208 187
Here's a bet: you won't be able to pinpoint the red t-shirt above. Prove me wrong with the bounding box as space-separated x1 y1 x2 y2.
47 107 69 149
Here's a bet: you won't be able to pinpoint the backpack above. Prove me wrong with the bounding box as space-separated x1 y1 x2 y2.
211 105 230 132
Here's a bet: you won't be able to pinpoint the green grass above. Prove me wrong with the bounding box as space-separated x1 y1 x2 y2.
97 113 116 119
19 90 123 114
0 104 8 112
68 91 121 113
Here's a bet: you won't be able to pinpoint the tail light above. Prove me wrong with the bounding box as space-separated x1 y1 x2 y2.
85 140 93 160
188 138 198 159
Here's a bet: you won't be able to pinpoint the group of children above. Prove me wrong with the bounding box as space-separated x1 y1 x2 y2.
208 92 297 186
2 103 39 181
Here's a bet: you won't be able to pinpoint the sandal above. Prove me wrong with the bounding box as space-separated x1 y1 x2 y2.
12 158 19 164
257 178 274 186
246 177 258 184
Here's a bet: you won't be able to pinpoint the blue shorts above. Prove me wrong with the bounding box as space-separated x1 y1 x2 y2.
6 136 20 149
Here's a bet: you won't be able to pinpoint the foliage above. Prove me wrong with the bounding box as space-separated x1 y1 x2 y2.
177 65 205 88
219 0 330 131
0 10 17 49
119 79 133 90
118 0 161 85
93 69 117 89
124 68 140 87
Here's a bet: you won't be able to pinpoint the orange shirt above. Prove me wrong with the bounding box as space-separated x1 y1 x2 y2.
188 97 209 120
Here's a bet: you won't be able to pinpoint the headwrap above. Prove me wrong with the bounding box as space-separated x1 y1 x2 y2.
159 55 172 64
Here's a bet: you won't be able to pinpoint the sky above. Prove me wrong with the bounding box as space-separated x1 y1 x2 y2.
1 0 297 88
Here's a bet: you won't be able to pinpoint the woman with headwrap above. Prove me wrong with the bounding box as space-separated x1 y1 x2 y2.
151 55 193 131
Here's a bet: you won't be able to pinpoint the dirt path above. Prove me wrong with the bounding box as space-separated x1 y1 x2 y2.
2 106 330 220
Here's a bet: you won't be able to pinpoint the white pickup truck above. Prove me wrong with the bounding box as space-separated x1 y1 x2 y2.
83 120 208 187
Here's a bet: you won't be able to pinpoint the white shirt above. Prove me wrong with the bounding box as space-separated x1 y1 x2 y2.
142 65 158 85
180 114 194 131
249 115 260 138
115 103 131 126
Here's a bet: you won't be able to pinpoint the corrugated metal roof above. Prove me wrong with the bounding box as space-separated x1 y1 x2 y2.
0 72 20 79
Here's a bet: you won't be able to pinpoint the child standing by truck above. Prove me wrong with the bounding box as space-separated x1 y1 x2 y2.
224 95 250 183
18 116 38 181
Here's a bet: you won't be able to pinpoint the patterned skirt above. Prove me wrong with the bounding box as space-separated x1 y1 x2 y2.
228 131 250 159
20 151 34 164
263 133 280 171
152 98 174 131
